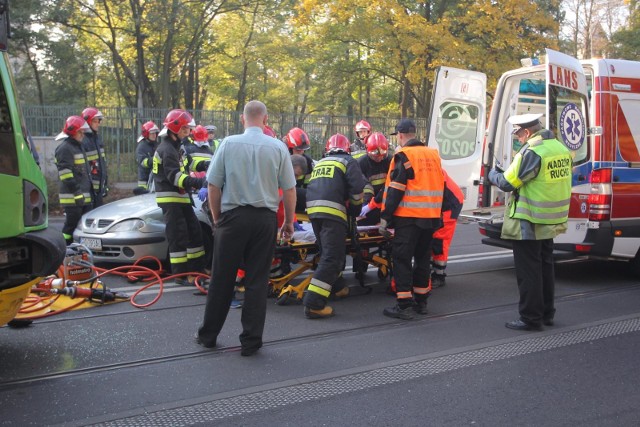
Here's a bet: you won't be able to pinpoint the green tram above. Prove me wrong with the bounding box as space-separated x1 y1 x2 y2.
0 0 65 326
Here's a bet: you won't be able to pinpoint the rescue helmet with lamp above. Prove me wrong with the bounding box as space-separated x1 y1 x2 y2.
325 133 351 154
81 107 104 123
163 109 196 134
287 127 310 150
192 125 208 143
366 132 389 162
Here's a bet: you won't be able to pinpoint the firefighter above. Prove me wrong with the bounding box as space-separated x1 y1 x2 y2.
351 120 372 159
134 120 159 194
286 127 314 213
303 134 367 319
286 127 314 187
54 116 93 245
153 109 207 280
488 113 572 331
186 125 214 173
81 107 108 208
381 118 444 320
431 170 464 287
357 132 393 225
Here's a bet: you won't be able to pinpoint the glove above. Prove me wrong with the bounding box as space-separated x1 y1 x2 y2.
378 219 392 239
198 187 208 201
359 204 372 218
494 162 504 173
293 222 304 231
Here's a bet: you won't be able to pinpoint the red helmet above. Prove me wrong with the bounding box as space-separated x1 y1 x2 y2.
192 125 208 142
325 133 351 154
263 125 276 137
63 116 90 136
287 127 310 150
141 121 159 139
82 107 104 122
355 120 371 139
366 132 389 162
163 109 195 134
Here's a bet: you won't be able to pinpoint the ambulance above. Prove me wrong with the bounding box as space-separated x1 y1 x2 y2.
427 49 640 275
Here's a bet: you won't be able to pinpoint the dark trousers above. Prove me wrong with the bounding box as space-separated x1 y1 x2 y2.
512 238 556 326
62 204 91 243
392 223 435 306
162 204 205 274
303 218 347 310
198 206 277 350
358 208 381 226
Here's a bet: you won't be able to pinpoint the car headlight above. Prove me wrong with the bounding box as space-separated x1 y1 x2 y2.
110 219 146 232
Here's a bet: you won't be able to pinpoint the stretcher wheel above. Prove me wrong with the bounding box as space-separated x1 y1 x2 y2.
276 290 291 306
377 267 388 280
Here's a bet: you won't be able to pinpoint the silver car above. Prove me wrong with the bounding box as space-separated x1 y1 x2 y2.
73 192 213 264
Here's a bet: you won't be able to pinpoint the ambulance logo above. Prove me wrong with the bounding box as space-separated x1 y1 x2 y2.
559 103 585 150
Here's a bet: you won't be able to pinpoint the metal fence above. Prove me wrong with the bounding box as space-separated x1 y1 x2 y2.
23 105 425 182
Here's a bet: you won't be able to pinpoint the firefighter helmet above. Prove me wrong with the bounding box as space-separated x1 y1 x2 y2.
163 109 196 134
355 120 372 140
325 133 351 154
366 132 389 162
263 125 276 137
287 127 310 150
192 125 208 142
140 121 159 139
63 116 90 136
81 107 104 122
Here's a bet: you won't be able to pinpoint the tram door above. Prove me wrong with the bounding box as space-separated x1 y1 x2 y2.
427 66 487 211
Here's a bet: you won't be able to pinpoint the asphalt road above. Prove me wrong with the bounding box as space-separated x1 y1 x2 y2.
2 221 640 426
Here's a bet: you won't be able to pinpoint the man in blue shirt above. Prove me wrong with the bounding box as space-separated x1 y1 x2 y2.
197 100 296 356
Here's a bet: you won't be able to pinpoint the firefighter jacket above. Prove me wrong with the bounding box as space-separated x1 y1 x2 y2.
489 129 572 241
153 134 205 206
55 136 93 206
136 138 157 189
82 131 108 196
350 139 367 159
182 139 213 172
295 153 314 188
443 170 464 219
306 152 366 223
381 139 444 226
358 153 392 204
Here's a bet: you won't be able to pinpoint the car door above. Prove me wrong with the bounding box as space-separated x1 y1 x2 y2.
427 66 487 212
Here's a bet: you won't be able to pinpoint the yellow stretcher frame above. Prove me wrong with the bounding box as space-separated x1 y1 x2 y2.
270 225 392 305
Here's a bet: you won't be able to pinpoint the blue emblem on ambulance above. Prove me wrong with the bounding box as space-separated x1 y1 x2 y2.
559 103 585 150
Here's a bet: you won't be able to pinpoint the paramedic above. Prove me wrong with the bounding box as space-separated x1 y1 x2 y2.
381 118 444 320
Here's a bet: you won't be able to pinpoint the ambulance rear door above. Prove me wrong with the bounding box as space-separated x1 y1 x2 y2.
427 66 486 212
544 49 590 245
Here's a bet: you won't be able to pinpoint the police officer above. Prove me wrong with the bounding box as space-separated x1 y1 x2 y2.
54 116 93 245
153 109 207 280
81 107 108 208
357 132 393 225
205 125 222 153
351 120 372 159
381 118 444 320
488 113 572 331
135 120 159 194
303 134 366 319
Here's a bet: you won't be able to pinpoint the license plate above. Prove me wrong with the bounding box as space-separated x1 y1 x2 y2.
80 237 102 251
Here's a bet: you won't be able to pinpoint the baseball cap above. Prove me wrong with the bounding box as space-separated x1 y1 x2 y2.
390 118 417 135
509 113 542 134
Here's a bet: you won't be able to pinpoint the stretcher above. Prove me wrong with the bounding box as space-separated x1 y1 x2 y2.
270 221 393 305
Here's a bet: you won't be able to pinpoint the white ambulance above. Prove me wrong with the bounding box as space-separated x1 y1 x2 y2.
427 49 640 275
